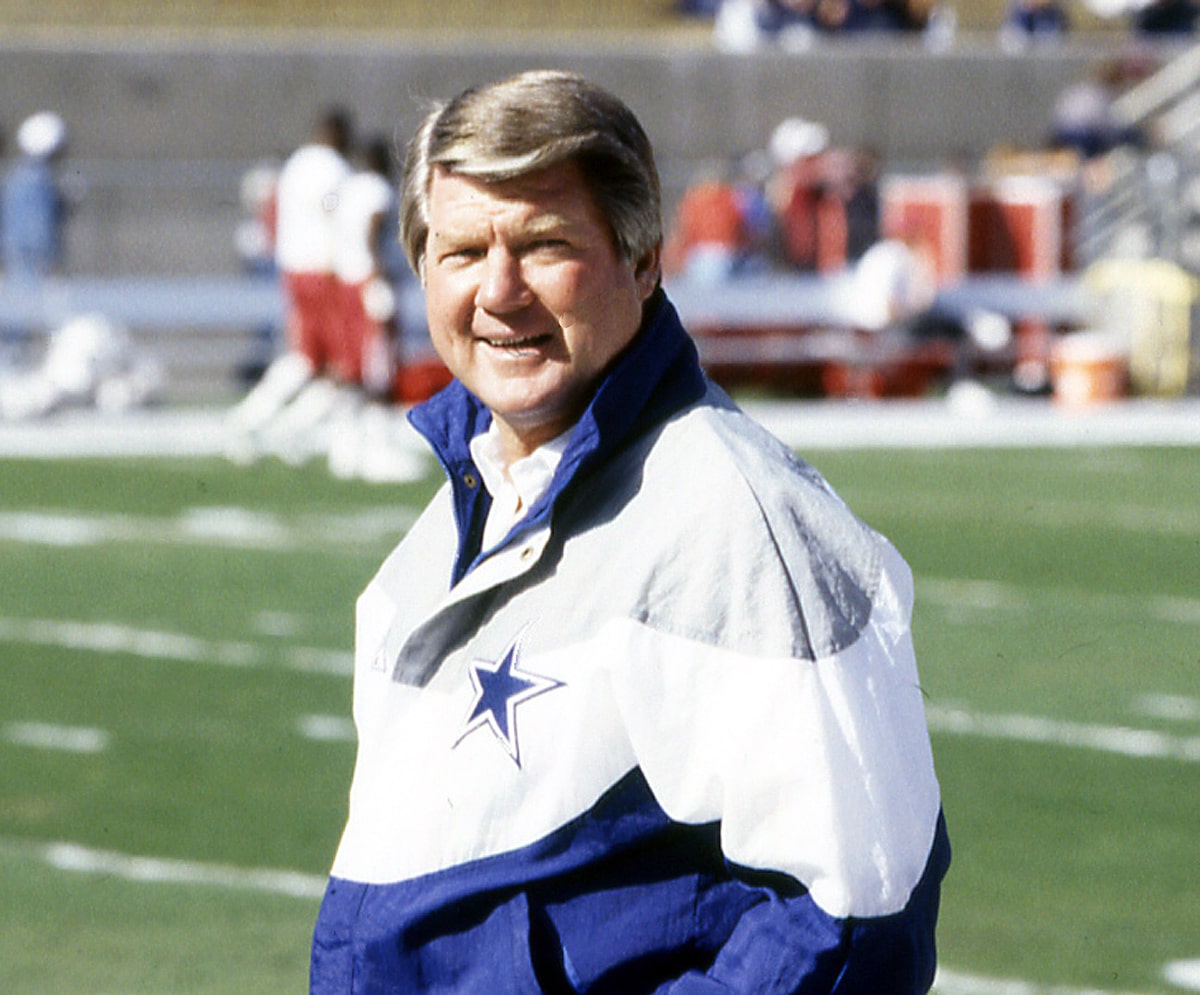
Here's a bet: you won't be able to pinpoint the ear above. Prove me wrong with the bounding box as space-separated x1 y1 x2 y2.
633 242 662 301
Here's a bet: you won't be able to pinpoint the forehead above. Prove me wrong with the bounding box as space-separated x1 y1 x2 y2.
427 160 602 232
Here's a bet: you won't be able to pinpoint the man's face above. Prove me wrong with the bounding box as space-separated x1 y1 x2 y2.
423 160 659 462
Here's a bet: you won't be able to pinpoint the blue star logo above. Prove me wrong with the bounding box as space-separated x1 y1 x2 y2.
454 630 562 767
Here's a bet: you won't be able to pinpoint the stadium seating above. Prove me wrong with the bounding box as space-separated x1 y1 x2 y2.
0 0 1131 32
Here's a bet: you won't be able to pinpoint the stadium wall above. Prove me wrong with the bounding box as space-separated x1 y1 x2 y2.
0 35 1147 276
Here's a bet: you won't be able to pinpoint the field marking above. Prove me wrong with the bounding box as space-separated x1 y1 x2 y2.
0 506 417 551
1023 498 1200 538
920 577 1200 627
1164 960 1200 990
0 615 352 676
1137 694 1200 724
1150 597 1200 626
2 721 110 754
0 838 328 900
3 713 357 756
920 578 1030 612
297 714 356 742
933 967 1154 994
927 704 1200 763
843 487 1200 538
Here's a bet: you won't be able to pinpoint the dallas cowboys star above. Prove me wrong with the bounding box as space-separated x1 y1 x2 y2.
456 631 563 765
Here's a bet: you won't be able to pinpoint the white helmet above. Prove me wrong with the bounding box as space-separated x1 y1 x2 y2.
16 111 67 159
769 117 830 165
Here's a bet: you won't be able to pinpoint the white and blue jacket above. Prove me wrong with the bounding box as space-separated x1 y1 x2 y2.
311 292 950 993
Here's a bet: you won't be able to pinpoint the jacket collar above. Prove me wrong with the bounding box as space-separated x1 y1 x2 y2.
408 291 707 585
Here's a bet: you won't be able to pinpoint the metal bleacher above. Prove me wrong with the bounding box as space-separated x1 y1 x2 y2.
1091 43 1200 270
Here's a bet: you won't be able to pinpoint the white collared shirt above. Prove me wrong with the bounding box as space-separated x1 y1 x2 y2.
469 422 573 552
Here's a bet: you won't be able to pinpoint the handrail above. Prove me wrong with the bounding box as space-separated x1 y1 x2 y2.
1111 42 1200 127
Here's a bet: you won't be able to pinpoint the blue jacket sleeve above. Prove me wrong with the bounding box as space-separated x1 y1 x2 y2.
657 812 950 995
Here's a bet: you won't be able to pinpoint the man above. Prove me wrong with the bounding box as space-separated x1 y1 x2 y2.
1 110 68 281
311 70 949 993
1 111 69 373
332 135 403 398
227 106 354 460
325 134 426 482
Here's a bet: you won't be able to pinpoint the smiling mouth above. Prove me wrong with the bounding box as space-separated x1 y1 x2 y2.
481 334 553 352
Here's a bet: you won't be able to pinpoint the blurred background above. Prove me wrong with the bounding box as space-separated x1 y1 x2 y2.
1 0 1199 407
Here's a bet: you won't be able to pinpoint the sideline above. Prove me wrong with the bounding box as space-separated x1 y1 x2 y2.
1 398 1199 459
743 397 1200 450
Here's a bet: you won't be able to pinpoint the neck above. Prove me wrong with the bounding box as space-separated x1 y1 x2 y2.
492 414 576 467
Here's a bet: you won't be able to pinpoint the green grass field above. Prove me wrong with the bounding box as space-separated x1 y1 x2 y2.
1 443 1197 993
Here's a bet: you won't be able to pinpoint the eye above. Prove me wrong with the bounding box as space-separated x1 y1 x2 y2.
439 245 485 265
527 237 573 256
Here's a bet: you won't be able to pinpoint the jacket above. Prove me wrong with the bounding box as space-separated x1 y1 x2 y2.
311 292 950 993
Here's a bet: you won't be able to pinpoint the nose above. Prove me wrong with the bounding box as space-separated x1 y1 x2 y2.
476 246 533 313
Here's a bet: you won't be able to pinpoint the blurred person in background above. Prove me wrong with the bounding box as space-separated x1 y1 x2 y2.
310 68 948 995
331 134 403 399
1132 0 1199 33
233 158 282 386
325 134 424 482
663 156 773 282
227 106 354 461
999 0 1070 47
841 0 915 30
1050 59 1148 159
714 0 817 49
1 111 70 372
845 231 1011 403
2 111 69 281
0 312 164 421
766 115 831 271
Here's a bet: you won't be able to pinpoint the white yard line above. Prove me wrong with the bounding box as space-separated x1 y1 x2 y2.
296 714 356 742
1137 694 1200 723
3 714 356 758
2 838 328 900
0 615 352 676
932 967 1156 995
2 721 110 754
919 578 1200 625
0 506 416 550
926 704 1200 763
1164 961 1200 991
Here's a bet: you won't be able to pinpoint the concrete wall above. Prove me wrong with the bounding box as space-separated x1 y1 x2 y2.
0 33 1139 276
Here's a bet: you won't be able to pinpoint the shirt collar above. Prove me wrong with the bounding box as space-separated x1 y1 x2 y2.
468 421 572 519
408 291 707 585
